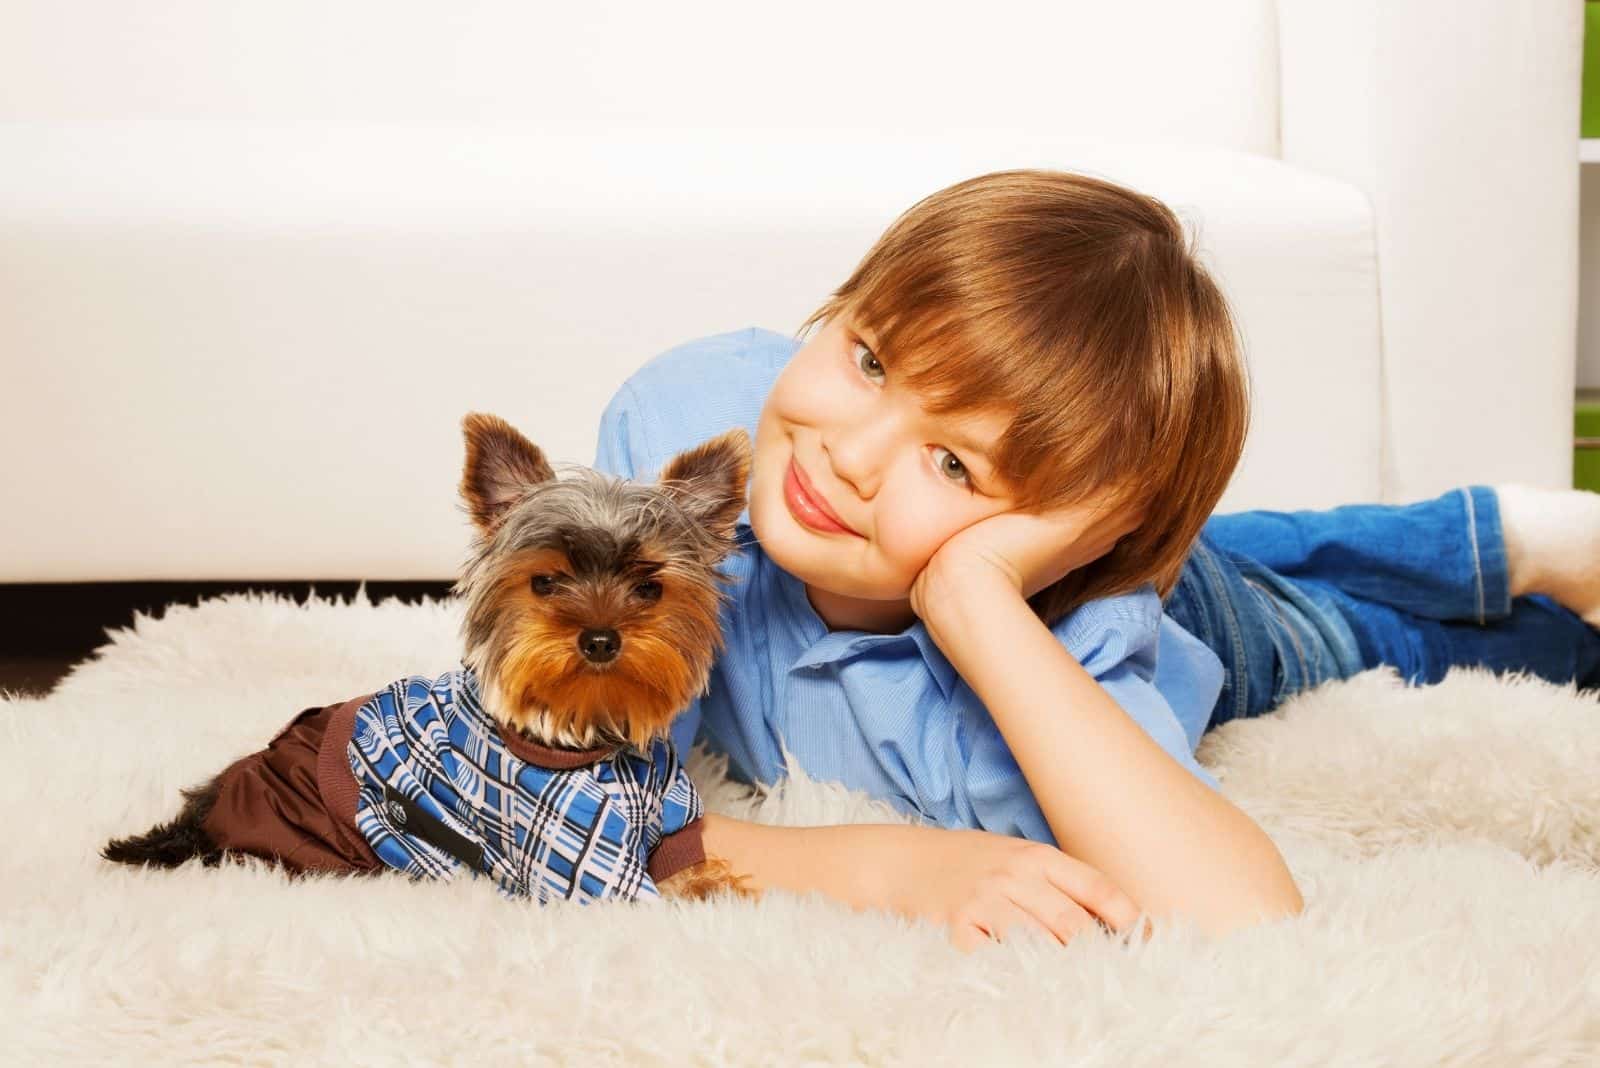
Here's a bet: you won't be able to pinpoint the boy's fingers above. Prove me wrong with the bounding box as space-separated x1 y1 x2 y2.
950 925 986 954
1000 879 1098 947
982 898 1063 947
1041 855 1144 936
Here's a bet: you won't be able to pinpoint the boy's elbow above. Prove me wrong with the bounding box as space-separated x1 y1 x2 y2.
1210 804 1306 935
1242 879 1305 927
1146 885 1303 942
1142 818 1306 941
1191 870 1306 941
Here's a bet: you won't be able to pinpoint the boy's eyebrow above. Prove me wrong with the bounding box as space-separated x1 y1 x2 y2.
948 427 1001 475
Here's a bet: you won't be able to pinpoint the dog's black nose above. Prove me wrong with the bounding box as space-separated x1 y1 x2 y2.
578 627 621 664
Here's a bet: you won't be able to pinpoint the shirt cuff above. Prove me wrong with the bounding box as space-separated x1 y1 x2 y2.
646 816 707 884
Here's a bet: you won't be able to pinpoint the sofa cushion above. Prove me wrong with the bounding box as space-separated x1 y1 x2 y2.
0 122 1377 579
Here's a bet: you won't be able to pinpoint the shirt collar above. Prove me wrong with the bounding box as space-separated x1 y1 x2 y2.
753 532 961 702
500 729 622 769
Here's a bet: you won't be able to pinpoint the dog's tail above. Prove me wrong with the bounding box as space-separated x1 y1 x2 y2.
101 776 227 869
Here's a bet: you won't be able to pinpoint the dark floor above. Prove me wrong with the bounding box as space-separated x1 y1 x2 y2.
0 654 77 698
0 580 455 699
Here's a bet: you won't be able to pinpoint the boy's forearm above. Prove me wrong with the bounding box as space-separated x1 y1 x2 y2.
924 577 1304 938
698 811 888 912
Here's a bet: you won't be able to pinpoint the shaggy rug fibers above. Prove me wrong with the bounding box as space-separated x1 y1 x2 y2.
5 588 1600 1066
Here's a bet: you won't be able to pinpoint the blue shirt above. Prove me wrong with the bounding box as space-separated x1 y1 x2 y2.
347 667 704 903
592 327 1224 846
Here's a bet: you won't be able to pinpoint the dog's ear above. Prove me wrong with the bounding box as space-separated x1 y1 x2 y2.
656 428 752 545
460 412 556 536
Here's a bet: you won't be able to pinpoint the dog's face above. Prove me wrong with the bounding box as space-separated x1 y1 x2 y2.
453 412 751 750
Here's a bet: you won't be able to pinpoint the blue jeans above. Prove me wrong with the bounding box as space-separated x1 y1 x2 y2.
1164 486 1600 730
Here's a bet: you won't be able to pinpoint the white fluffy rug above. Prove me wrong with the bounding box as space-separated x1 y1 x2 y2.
6 588 1600 1066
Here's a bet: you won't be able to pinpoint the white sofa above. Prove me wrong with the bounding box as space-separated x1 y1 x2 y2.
0 0 1584 582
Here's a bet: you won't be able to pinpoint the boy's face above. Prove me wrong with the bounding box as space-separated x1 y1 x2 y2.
748 313 1018 628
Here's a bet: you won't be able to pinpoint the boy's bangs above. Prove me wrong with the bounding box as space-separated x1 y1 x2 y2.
844 289 1144 514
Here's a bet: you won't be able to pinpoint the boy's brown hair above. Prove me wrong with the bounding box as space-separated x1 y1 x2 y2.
795 169 1251 626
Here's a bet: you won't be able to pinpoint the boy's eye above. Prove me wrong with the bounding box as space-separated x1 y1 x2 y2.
853 341 885 381
932 446 971 487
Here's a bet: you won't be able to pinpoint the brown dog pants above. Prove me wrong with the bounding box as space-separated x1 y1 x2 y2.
199 694 384 876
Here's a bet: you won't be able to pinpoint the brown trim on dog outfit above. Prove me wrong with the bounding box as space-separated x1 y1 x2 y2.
313 693 384 867
499 729 623 769
647 819 707 884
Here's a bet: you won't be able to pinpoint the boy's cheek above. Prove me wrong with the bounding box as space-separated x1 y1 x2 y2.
786 352 856 414
875 510 956 581
784 387 844 424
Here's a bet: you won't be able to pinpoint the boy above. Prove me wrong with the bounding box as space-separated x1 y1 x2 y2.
593 169 1600 952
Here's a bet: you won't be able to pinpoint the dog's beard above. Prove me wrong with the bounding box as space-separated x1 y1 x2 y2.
514 706 629 751
477 671 630 751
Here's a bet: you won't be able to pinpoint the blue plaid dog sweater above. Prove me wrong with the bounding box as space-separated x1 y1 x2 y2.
335 667 707 903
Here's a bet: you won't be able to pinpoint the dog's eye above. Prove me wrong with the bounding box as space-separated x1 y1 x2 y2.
531 574 557 596
633 580 662 603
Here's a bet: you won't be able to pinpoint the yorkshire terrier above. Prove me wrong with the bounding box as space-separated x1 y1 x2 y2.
102 413 759 905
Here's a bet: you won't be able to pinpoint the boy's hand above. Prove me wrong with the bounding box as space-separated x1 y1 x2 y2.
866 823 1153 953
910 494 1139 620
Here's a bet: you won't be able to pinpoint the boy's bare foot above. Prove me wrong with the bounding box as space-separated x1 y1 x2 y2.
1495 483 1600 628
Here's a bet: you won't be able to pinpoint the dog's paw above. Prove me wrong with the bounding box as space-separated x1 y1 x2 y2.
657 856 761 902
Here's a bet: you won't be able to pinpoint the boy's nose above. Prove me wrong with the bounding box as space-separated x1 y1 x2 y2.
823 404 908 502
578 627 620 663
824 439 894 504
823 430 886 500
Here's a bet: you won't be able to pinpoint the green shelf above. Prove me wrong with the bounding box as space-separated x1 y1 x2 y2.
1576 390 1600 491
1587 3 1600 138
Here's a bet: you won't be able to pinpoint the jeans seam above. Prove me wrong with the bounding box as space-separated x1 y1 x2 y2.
1195 543 1250 721
1460 486 1486 625
1244 576 1311 695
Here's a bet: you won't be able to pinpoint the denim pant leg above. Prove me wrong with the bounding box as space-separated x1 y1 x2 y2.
1308 582 1600 692
1200 485 1511 624
1168 493 1600 732
1164 535 1367 729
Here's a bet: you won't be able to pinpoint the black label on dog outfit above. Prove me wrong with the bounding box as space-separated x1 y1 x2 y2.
382 782 484 872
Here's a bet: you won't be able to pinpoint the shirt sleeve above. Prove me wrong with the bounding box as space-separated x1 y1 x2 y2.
646 751 708 885
958 589 1221 847
592 378 651 482
590 325 776 484
659 752 705 837
1089 663 1223 796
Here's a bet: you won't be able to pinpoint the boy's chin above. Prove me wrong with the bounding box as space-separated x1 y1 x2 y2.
759 530 910 601
751 492 917 600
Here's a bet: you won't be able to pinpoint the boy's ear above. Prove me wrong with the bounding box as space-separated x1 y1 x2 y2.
459 411 556 537
656 428 753 544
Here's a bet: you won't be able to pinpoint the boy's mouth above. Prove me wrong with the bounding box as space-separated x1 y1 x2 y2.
784 456 862 537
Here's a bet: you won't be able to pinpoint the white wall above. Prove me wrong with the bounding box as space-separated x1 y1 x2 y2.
0 0 1281 155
